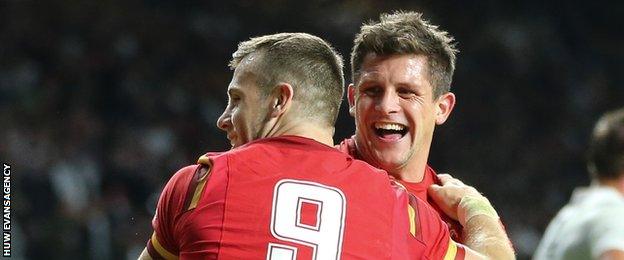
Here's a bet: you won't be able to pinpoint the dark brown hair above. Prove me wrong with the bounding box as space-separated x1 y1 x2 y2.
351 11 458 97
588 108 624 180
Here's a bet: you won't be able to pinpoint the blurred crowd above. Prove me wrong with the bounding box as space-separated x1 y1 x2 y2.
1 1 622 259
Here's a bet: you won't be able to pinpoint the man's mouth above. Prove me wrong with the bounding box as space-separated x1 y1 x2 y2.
373 122 408 141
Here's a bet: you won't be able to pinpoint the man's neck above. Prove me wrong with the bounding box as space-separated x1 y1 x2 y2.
388 155 428 183
597 177 624 196
391 140 432 183
349 135 431 183
267 120 334 147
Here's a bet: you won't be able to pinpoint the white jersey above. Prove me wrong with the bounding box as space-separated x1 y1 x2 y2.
533 186 624 260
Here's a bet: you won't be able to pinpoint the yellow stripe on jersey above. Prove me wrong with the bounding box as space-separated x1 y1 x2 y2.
443 239 458 260
197 155 211 165
187 155 213 210
151 232 179 260
188 170 209 210
408 205 416 237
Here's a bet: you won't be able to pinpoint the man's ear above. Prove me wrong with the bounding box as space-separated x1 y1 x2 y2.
435 92 456 125
347 83 356 116
270 83 294 117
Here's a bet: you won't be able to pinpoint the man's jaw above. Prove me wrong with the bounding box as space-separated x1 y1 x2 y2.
227 133 239 148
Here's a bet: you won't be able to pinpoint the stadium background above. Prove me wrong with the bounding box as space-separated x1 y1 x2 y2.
1 1 622 259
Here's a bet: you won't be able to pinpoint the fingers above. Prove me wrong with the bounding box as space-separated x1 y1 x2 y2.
428 184 441 192
437 173 453 184
428 185 449 207
428 184 443 199
437 173 464 186
431 173 482 201
427 183 460 220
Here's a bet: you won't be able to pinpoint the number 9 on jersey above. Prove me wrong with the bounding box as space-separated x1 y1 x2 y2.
267 179 347 260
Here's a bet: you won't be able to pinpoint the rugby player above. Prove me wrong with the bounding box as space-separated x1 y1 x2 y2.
138 32 492 259
340 11 515 259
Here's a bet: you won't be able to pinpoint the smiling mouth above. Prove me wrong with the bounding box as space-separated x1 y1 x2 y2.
373 122 408 141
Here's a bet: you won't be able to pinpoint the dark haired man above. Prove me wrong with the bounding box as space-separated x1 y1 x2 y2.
340 11 515 259
534 108 624 260
139 32 488 259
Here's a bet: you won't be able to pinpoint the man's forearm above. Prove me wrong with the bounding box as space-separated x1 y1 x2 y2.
429 174 515 259
138 247 153 260
463 214 515 260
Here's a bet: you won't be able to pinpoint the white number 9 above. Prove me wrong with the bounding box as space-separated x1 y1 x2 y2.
267 179 346 260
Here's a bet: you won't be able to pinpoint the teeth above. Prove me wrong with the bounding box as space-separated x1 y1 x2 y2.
374 122 405 131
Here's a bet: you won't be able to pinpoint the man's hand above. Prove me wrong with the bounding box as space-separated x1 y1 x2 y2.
428 173 515 260
428 173 494 223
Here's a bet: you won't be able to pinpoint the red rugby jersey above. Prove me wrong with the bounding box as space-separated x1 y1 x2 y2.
147 136 465 259
336 136 464 241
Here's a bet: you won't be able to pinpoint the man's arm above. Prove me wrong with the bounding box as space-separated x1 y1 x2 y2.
138 248 153 260
137 165 203 260
428 174 515 260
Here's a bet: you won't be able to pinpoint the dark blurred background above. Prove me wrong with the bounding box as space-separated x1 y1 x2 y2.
1 0 622 259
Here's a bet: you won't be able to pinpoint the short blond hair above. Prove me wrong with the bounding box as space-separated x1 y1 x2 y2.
230 33 344 125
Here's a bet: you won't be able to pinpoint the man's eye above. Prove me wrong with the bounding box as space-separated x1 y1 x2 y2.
362 87 381 96
397 88 417 98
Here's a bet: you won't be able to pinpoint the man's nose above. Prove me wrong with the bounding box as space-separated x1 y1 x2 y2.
375 91 400 115
216 110 231 131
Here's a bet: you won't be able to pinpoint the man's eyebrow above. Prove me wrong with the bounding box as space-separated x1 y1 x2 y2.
359 71 381 79
356 73 382 85
396 83 424 92
360 70 383 79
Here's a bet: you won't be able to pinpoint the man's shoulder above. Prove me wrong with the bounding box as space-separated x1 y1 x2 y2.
228 136 337 155
572 187 624 212
226 136 356 165
335 135 357 157
158 165 200 205
165 165 201 191
153 164 203 228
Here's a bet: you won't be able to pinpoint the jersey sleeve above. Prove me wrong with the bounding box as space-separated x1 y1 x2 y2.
146 165 198 260
589 207 624 258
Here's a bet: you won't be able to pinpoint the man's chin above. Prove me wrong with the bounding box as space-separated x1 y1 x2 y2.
231 142 244 149
371 154 406 172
